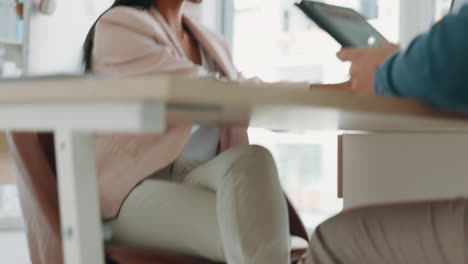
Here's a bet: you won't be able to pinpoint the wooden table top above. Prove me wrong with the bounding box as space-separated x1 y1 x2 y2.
1 75 467 132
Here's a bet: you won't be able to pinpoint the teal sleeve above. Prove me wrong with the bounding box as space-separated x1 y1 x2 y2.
375 5 468 113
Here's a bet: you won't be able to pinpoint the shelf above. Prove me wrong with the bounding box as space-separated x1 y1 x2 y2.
0 217 23 230
0 38 23 66
0 38 22 47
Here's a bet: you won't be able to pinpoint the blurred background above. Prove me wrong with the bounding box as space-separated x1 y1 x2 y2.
0 0 454 262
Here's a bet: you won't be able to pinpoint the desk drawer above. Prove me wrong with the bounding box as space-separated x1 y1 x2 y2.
342 133 468 209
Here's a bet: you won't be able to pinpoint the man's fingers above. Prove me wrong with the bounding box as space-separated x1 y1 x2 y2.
349 62 378 79
337 48 362 61
351 77 375 95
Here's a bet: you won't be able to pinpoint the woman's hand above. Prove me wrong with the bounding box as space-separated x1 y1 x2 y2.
310 41 400 94
337 41 400 95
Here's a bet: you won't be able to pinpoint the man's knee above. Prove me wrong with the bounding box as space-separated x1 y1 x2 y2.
307 209 382 264
311 209 361 243
308 200 468 264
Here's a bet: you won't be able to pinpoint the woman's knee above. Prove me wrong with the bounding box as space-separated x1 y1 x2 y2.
231 145 276 168
219 145 280 189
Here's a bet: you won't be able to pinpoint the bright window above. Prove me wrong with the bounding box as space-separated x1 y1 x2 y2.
232 0 453 84
436 0 454 20
248 128 341 229
233 0 400 84
231 0 452 230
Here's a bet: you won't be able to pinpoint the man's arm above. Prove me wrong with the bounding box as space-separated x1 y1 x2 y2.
375 5 468 112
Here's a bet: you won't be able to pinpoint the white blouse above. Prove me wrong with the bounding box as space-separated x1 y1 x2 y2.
177 46 221 164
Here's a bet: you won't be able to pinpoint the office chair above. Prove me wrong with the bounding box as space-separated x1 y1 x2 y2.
7 132 309 264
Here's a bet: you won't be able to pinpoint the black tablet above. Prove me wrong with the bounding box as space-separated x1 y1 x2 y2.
295 0 387 48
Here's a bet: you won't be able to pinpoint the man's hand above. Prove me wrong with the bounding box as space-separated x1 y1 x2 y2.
337 41 400 95
310 81 352 91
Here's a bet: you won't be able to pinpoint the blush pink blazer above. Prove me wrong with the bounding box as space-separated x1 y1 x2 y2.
92 7 249 219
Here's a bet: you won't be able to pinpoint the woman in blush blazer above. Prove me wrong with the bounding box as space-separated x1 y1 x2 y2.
83 0 310 263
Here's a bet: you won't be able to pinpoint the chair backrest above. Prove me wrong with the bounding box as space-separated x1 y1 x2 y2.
7 132 62 264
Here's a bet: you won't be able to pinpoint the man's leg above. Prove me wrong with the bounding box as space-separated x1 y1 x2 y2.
307 199 468 264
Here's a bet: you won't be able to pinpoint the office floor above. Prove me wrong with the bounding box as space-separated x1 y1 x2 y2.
0 231 29 264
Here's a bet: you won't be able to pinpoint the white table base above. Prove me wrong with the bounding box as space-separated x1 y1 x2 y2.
55 131 104 264
342 133 468 209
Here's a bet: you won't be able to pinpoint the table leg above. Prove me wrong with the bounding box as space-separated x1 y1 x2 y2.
54 131 104 264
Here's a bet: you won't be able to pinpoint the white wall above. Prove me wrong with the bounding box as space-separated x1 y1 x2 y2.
399 0 436 47
186 0 222 33
0 231 29 264
201 0 223 33
0 0 18 40
25 0 113 75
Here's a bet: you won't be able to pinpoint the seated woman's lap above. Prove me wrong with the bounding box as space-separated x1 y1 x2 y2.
108 145 290 263
306 199 468 264
109 179 225 261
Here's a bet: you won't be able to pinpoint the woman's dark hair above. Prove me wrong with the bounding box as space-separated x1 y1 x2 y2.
82 0 155 72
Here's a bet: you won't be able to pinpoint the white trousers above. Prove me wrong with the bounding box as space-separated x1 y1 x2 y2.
109 145 291 264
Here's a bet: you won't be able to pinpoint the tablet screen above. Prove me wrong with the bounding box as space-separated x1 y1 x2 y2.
319 4 384 47
297 1 386 48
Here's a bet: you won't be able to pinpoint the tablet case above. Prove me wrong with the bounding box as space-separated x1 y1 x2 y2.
295 0 385 47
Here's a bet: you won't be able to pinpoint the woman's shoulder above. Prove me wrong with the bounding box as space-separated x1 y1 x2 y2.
100 6 153 21
97 6 158 34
